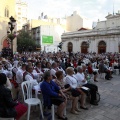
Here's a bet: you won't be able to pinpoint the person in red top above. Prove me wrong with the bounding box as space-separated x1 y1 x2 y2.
109 58 115 67
73 60 77 68
87 63 98 82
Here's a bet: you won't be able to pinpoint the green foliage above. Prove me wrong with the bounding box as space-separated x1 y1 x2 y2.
8 34 15 41
17 30 37 51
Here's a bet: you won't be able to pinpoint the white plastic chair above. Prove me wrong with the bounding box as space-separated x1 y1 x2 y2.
33 82 43 98
21 81 44 120
51 104 55 120
100 73 105 80
111 63 119 75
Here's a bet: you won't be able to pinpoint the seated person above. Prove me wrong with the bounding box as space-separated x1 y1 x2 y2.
54 71 81 114
33 62 44 81
40 71 67 120
104 61 113 80
23 65 40 86
54 71 71 93
87 62 98 82
75 66 98 105
0 73 27 120
65 67 88 111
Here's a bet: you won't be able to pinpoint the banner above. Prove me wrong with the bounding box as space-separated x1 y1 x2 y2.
42 35 53 45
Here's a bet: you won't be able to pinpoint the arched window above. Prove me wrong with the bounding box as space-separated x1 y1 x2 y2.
5 7 9 17
81 42 88 47
5 8 7 17
81 42 88 53
98 41 106 46
98 41 106 54
7 9 9 17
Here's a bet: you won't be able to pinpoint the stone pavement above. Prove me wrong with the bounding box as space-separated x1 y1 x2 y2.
23 74 120 120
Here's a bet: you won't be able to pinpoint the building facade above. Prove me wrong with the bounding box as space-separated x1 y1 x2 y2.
31 25 64 52
61 12 120 54
22 17 66 52
0 0 17 52
66 11 92 32
16 0 28 30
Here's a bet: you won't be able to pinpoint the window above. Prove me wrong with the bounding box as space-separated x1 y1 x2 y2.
18 8 21 10
7 9 9 17
18 12 21 15
5 7 9 17
5 8 6 17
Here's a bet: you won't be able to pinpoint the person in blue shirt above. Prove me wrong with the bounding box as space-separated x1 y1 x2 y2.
41 71 67 120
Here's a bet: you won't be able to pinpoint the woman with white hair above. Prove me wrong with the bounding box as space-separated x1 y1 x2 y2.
65 67 87 113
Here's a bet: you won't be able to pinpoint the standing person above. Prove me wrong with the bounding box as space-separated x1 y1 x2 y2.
0 73 27 120
41 71 67 120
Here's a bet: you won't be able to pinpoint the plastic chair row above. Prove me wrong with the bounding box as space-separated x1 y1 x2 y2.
21 81 44 120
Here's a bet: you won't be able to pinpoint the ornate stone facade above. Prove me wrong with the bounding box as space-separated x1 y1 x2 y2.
0 0 17 52
62 13 120 53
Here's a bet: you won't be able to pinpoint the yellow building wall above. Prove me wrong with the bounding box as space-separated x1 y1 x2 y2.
0 0 17 52
30 19 66 32
31 19 57 28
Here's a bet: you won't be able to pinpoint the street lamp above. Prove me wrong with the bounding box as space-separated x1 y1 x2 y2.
7 16 16 57
87 39 91 45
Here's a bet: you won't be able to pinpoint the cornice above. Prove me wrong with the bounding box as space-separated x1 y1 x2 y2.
61 28 120 40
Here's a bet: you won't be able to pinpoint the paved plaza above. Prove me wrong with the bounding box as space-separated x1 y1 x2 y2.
23 74 120 120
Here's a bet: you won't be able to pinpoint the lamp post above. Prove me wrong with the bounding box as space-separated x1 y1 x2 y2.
7 16 16 57
87 39 91 45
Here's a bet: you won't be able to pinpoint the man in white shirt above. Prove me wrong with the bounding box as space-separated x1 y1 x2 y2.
23 65 40 86
33 62 43 74
51 62 65 79
16 64 26 84
75 66 98 106
56 61 66 76
50 62 58 78
33 62 43 81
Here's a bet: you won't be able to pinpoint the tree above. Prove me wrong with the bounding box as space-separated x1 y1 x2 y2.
17 30 37 52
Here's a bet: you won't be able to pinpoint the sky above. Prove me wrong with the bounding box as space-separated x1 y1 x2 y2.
23 0 120 22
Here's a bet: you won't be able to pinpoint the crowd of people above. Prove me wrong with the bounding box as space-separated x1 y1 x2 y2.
0 51 120 119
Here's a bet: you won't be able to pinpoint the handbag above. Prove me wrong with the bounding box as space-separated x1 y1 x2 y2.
71 88 80 97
